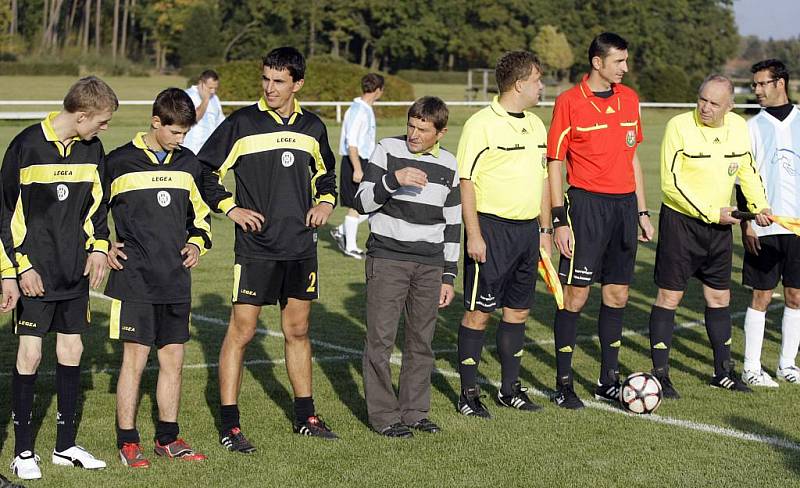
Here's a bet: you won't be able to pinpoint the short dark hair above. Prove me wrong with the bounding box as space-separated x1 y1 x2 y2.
496 51 542 93
199 69 219 82
407 96 448 132
152 88 197 127
63 76 119 113
751 58 790 96
263 47 305 82
362 73 385 94
588 32 628 66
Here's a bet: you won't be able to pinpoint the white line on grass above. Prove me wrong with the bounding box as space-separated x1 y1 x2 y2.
82 292 800 452
89 292 786 360
430 366 800 453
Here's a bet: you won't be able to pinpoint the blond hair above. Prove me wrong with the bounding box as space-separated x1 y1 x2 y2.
63 76 119 113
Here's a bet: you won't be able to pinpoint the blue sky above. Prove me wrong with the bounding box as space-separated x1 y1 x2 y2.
734 0 800 39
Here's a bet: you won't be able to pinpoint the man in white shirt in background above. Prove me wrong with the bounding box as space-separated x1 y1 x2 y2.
331 73 385 259
738 58 800 387
183 70 225 154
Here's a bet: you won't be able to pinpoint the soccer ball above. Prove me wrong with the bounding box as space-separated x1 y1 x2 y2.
620 372 662 414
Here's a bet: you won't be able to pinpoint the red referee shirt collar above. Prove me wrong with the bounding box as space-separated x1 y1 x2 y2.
578 74 620 99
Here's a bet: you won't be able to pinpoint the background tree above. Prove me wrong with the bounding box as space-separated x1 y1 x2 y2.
531 25 573 81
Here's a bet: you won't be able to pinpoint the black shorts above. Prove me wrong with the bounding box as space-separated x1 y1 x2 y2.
232 255 319 306
654 205 732 291
13 294 90 337
109 299 190 347
463 214 539 313
743 234 800 290
339 155 367 209
558 188 638 286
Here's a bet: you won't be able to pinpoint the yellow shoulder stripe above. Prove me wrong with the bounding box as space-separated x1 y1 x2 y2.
19 164 97 185
110 171 195 198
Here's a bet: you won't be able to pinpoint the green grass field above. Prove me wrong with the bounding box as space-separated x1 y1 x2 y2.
0 78 798 487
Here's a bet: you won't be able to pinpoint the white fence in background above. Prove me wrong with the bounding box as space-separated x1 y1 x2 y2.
0 100 764 123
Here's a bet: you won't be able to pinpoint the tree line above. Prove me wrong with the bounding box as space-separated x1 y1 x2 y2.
1 0 739 82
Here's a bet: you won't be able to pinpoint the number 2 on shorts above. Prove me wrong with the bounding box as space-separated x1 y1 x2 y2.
306 271 317 292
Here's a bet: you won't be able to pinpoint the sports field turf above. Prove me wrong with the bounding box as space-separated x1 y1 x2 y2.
0 79 797 486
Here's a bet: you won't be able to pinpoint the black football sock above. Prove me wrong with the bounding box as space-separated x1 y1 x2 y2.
598 304 624 385
12 368 37 456
294 396 315 422
649 305 676 370
496 321 526 396
458 325 486 390
705 306 732 376
116 426 140 449
55 363 81 452
155 421 179 446
220 404 240 433
554 309 579 383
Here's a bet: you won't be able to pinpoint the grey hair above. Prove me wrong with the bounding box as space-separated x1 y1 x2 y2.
698 74 734 96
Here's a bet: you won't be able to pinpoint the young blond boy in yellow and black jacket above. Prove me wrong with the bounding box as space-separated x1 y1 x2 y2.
1 76 117 480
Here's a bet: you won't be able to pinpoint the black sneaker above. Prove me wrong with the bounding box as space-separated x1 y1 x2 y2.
551 376 584 409
408 418 441 434
710 362 752 393
377 423 413 438
294 415 339 440
457 385 491 418
652 367 680 399
593 381 621 403
497 381 542 411
0 473 25 488
220 427 257 454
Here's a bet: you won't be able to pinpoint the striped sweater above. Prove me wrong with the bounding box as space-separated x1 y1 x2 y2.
354 136 461 284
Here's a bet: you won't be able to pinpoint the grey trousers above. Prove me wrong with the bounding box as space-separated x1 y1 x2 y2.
363 256 442 431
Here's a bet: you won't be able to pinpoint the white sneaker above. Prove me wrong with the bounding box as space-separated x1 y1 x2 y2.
10 450 41 480
777 365 800 383
742 369 779 387
343 248 365 260
52 445 106 469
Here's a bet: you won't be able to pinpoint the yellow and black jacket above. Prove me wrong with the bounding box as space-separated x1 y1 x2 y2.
103 133 211 304
0 112 109 300
198 98 337 260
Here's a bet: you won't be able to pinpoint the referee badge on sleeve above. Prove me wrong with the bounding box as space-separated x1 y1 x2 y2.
625 130 636 148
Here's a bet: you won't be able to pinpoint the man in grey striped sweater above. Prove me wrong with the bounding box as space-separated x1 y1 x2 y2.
354 97 461 438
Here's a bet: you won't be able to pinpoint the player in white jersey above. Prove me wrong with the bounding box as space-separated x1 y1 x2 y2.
738 59 800 386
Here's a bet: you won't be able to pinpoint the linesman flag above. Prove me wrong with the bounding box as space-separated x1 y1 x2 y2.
732 211 800 236
770 215 800 236
538 249 564 310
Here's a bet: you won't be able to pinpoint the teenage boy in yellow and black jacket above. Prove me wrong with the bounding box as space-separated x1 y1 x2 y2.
198 47 339 450
104 88 211 468
1 76 117 481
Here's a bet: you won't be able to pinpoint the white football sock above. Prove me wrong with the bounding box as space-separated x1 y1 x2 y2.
344 214 360 251
743 307 766 372
779 306 800 369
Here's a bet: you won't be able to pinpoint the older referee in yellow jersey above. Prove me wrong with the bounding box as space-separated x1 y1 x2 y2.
648 74 771 398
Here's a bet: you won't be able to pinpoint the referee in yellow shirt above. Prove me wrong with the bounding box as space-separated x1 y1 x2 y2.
649 74 771 398
455 51 551 417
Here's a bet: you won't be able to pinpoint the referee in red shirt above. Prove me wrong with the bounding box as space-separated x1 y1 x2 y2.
546 32 655 409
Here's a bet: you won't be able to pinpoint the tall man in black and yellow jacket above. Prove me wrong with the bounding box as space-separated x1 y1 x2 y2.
648 75 771 398
197 47 339 448
0 76 117 481
104 89 211 468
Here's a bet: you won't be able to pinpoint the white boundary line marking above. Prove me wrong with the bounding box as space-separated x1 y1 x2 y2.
79 291 800 452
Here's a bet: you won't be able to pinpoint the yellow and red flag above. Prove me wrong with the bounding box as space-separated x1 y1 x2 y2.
770 215 800 236
538 249 564 310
